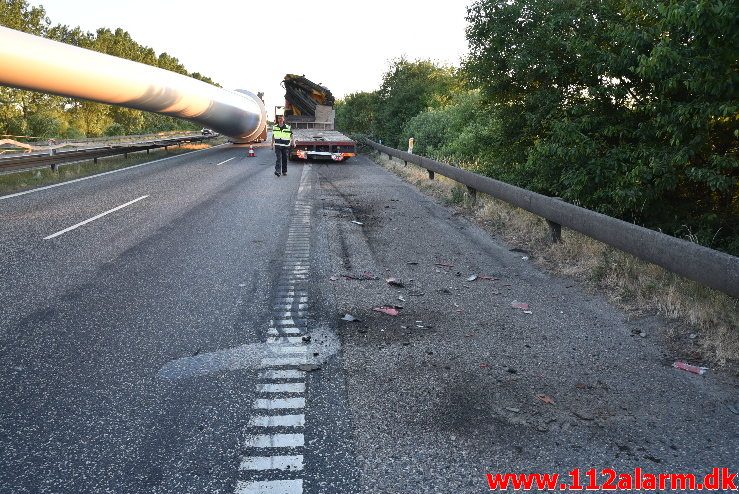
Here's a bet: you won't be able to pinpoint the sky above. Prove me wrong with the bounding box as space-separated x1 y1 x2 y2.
35 0 473 119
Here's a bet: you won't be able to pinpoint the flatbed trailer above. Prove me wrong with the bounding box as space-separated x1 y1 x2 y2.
290 129 356 162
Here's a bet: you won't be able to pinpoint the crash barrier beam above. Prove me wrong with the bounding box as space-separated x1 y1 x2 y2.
0 135 215 174
363 138 739 298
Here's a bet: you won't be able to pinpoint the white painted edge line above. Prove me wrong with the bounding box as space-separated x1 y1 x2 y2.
256 382 306 393
253 397 306 409
44 195 149 240
239 455 304 471
249 414 305 428
215 157 236 166
0 144 226 201
235 479 303 494
244 433 304 448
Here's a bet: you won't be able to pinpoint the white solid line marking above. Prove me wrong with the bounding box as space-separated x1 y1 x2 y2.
274 297 309 304
261 357 307 368
259 369 304 380
253 397 305 410
257 383 305 393
235 479 303 494
266 336 304 345
0 144 224 201
215 157 236 166
267 328 302 336
273 304 308 311
239 455 303 471
44 195 149 240
269 346 308 355
244 433 304 448
249 414 305 427
273 319 305 326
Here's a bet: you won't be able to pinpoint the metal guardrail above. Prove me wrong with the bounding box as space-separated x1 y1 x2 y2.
0 134 217 174
364 139 739 298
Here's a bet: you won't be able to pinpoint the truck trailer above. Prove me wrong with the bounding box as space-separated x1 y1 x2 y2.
278 74 356 162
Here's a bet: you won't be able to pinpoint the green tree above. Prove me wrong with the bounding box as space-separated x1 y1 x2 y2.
465 0 738 252
375 58 459 147
335 91 380 136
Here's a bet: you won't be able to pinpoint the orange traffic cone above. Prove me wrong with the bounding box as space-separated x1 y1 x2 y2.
248 145 255 157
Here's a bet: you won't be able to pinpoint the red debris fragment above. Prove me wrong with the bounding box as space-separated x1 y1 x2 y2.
511 301 530 310
373 306 399 316
536 394 555 405
673 361 707 375
479 363 490 368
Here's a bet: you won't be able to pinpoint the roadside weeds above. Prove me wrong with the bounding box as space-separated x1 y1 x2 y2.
371 151 738 369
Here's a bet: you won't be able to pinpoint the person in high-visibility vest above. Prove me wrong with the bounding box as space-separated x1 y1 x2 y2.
272 115 293 177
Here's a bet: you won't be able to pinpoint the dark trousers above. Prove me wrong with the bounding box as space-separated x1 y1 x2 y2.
274 146 289 173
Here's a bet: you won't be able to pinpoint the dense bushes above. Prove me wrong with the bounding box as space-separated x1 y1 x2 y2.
0 0 219 138
336 0 738 255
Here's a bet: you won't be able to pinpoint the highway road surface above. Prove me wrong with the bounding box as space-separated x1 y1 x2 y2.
0 144 736 493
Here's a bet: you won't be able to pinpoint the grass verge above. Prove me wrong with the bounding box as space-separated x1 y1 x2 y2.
0 138 226 196
371 151 738 369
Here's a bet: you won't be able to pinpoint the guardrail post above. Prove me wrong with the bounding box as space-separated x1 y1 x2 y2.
146 149 150 154
94 157 98 164
124 152 128 159
466 186 477 204
546 219 562 243
546 197 563 243
50 163 57 172
428 170 435 180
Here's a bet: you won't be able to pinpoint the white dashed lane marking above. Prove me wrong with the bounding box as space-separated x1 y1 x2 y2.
44 195 149 240
235 479 303 494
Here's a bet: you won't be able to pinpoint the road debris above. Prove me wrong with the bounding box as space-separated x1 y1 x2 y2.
511 301 530 310
434 262 454 268
373 306 399 316
572 410 595 421
478 275 497 281
480 363 490 368
398 295 405 302
466 275 478 282
329 276 339 281
505 407 521 413
407 261 419 265
521 256 529 260
301 335 312 343
386 278 404 288
343 271 379 281
673 361 708 375
351 220 364 225
341 314 360 322
298 363 321 372
536 394 555 405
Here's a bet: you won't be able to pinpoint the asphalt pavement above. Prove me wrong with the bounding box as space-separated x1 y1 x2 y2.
0 148 736 493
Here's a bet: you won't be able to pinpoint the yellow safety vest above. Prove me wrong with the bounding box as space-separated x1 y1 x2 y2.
273 124 292 147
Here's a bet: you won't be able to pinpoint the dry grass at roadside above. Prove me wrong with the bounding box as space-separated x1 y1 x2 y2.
0 140 224 196
372 152 738 367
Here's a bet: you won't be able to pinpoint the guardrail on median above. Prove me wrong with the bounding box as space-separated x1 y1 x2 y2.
0 134 217 174
363 138 739 299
